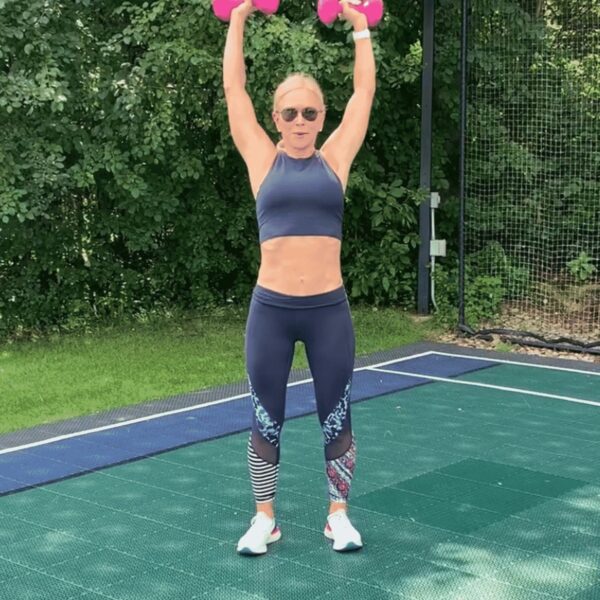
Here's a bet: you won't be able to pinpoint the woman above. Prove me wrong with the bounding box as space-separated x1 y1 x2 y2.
222 0 376 555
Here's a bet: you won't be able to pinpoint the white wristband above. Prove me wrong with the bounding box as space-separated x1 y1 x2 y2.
352 29 371 41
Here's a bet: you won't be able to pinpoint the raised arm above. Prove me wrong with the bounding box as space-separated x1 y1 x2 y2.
223 0 275 165
321 4 376 170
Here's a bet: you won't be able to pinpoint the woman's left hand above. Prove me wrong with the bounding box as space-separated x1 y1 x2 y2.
338 1 368 28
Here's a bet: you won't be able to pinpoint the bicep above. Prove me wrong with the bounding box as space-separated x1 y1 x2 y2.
225 87 274 162
322 88 375 168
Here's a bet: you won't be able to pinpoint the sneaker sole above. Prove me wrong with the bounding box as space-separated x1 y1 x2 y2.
323 527 363 552
237 527 282 556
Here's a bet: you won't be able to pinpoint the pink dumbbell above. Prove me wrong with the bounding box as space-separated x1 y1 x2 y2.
212 0 280 22
317 0 384 27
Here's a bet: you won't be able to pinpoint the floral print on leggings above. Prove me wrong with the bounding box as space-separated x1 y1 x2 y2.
248 376 281 447
326 437 357 502
322 376 352 444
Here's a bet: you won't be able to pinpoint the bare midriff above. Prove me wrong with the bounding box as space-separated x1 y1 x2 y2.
256 235 343 296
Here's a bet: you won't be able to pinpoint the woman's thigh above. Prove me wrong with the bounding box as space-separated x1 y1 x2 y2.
299 300 355 425
245 299 296 426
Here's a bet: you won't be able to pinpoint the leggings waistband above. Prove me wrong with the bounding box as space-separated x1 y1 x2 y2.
252 284 348 309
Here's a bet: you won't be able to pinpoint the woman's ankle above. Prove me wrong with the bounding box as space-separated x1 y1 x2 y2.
256 501 275 520
329 500 347 515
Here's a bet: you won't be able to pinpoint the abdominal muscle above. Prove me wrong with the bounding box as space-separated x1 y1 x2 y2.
257 235 343 296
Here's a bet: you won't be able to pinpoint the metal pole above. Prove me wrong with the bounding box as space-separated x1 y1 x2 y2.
417 0 435 314
458 0 468 329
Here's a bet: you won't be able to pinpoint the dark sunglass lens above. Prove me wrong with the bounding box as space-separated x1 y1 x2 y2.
281 108 297 122
303 108 318 121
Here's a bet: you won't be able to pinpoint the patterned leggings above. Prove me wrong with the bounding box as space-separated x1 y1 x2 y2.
244 284 356 504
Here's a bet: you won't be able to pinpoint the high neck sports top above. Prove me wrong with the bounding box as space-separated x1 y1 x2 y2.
256 150 344 244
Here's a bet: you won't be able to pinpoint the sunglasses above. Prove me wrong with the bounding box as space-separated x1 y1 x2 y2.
277 107 324 122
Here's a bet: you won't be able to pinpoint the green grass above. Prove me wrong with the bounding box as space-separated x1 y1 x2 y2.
0 305 442 435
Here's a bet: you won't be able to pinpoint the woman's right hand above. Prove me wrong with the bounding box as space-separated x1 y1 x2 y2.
231 0 256 21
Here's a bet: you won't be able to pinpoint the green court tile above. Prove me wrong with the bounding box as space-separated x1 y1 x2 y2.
78 510 164 547
265 521 335 563
366 517 457 558
414 535 540 578
0 489 123 535
0 531 100 571
370 555 477 600
0 487 51 516
94 564 211 600
416 502 507 535
278 465 327 496
113 459 229 497
438 459 586 497
0 558 36 585
458 482 550 515
517 499 600 537
541 531 600 570
393 472 482 501
0 515 51 546
280 444 323 467
494 432 597 460
194 585 288 600
352 486 450 520
472 516 579 552
134 492 220 523
460 364 600 403
277 518 452 582
45 547 153 592
274 487 331 517
68 593 118 600
59 478 168 512
570 582 600 600
531 453 600 484
492 553 599 598
324 579 410 599
143 468 254 510
168 540 286 588
2 571 89 599
123 527 227 569
358 443 459 472
441 576 563 600
134 501 249 545
222 557 347 600
152 451 248 491
558 485 600 511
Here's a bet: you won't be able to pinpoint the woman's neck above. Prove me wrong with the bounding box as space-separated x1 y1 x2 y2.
277 141 317 159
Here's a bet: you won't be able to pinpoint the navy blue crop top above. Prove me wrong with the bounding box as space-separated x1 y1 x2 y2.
256 150 344 244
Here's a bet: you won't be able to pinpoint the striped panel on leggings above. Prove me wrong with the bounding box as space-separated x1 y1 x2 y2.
247 436 279 502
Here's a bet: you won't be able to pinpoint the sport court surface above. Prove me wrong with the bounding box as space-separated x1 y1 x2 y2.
1 342 599 599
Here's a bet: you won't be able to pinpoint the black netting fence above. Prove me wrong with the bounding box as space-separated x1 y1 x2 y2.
459 0 600 354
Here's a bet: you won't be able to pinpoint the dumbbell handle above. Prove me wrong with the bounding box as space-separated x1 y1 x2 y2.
317 0 384 28
212 0 279 22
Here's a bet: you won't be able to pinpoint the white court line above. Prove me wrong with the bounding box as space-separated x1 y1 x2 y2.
432 351 600 376
0 351 436 455
368 366 600 408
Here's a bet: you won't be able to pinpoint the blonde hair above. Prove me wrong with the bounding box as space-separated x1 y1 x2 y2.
272 73 325 112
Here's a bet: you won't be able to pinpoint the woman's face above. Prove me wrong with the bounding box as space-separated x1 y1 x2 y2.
272 87 325 152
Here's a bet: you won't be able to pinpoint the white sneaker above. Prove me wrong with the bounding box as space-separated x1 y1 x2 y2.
324 509 363 552
237 512 281 555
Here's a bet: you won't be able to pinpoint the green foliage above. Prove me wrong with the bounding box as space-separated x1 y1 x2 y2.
0 0 433 341
567 251 597 282
0 0 596 341
468 242 531 300
432 259 504 329
464 0 599 305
